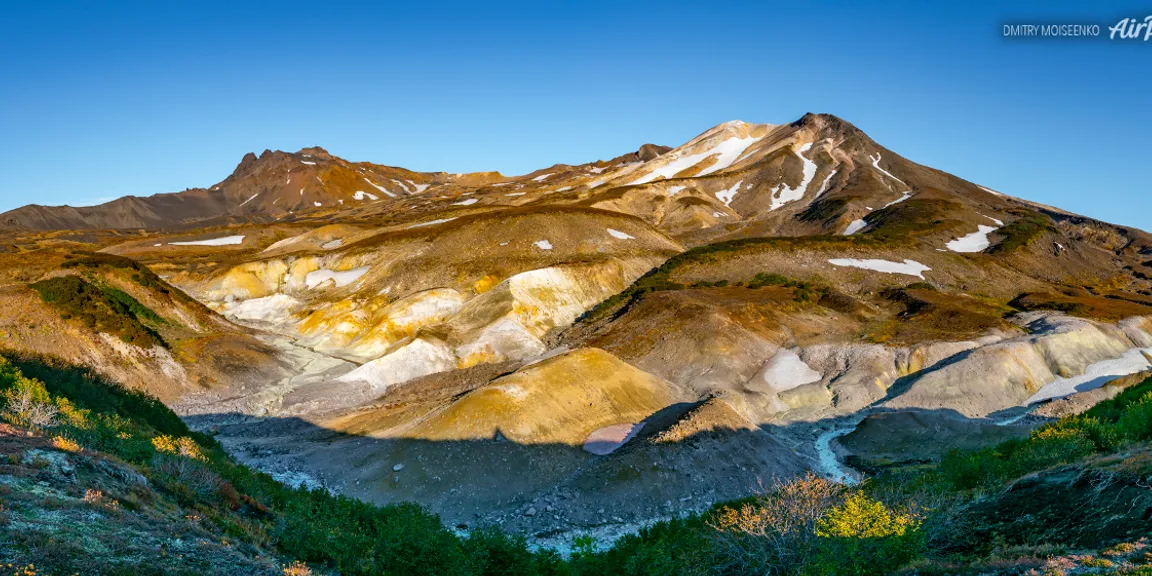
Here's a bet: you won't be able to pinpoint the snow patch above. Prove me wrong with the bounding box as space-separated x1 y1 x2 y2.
534 240 553 250
978 185 1002 196
606 228 634 240
628 133 762 185
453 198 478 206
668 185 686 196
946 225 999 253
170 235 246 246
715 180 743 207
407 218 457 229
362 178 397 198
532 173 554 182
882 191 912 208
827 258 930 279
505 192 527 197
301 161 316 165
1026 347 1152 404
304 267 370 289
869 153 906 186
842 219 868 235
321 239 342 249
769 142 817 210
239 193 259 207
754 348 822 392
813 170 837 199
352 190 379 201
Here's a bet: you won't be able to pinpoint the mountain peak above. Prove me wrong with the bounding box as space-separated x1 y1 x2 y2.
298 146 333 159
793 112 863 137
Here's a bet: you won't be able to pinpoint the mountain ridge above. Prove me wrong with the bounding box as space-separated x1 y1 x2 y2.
15 112 1135 237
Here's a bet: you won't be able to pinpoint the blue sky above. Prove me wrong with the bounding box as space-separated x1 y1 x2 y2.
1 0 1149 230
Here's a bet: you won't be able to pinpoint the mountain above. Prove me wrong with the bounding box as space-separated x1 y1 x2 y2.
0 142 671 231
3 113 1152 571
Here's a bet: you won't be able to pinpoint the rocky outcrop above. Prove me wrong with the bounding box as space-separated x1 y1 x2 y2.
884 314 1152 417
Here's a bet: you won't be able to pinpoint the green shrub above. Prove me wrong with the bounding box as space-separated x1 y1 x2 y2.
1115 392 1152 442
1085 380 1152 422
988 211 1056 254
30 275 166 348
62 252 172 295
807 492 924 575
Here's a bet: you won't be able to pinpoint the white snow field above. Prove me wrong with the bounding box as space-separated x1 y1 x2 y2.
769 143 817 210
946 224 999 253
814 169 838 199
169 235 246 246
842 219 868 235
606 228 634 240
869 153 906 186
827 258 930 279
755 348 822 392
1026 347 1152 405
882 191 912 208
407 217 456 229
304 266 370 289
628 133 762 185
361 178 397 198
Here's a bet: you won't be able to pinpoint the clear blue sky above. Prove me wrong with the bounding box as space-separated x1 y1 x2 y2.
1 0 1148 231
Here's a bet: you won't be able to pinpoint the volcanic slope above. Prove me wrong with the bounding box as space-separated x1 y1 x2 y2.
4 112 1152 541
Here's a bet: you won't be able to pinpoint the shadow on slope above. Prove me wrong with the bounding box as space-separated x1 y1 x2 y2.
182 406 812 537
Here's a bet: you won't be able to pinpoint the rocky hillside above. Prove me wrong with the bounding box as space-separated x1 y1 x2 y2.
3 350 1151 575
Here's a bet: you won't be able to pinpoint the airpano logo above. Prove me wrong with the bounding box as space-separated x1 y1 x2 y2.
1002 16 1152 41
1109 16 1152 40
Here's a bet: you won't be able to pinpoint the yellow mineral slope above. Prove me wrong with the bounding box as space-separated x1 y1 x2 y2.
403 348 690 446
178 208 681 375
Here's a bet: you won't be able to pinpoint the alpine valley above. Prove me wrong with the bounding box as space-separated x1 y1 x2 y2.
3 113 1152 575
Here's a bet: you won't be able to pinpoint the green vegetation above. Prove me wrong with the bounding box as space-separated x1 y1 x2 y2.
30 275 167 348
62 251 178 296
4 352 1150 575
862 198 963 242
988 210 1057 254
744 272 827 303
938 381 1152 491
0 353 566 575
1010 291 1152 322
